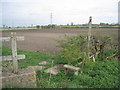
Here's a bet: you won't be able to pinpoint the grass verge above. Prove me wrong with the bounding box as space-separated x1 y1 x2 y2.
1 45 119 88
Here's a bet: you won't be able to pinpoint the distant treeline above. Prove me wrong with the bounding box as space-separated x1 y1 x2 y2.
37 24 119 29
1 24 119 31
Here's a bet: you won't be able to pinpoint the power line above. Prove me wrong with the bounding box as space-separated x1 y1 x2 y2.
50 12 53 25
12 21 14 28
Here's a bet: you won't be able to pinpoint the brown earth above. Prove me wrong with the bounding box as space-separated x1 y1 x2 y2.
1 28 118 54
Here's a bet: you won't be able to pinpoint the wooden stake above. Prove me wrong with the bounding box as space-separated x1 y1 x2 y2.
88 16 92 60
11 32 18 73
48 60 54 85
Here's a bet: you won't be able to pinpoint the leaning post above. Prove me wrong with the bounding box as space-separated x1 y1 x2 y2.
88 16 92 60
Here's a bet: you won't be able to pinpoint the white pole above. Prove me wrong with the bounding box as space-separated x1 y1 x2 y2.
50 12 53 29
12 21 14 28
50 12 52 25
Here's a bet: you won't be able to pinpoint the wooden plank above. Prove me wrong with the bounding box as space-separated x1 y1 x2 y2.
0 55 25 61
63 65 80 71
0 37 10 42
11 32 18 73
16 36 24 41
0 36 24 42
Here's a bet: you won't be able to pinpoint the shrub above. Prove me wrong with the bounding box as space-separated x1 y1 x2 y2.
57 34 118 65
57 35 88 65
36 25 40 29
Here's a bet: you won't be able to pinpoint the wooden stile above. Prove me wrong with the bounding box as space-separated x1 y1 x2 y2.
1 32 25 73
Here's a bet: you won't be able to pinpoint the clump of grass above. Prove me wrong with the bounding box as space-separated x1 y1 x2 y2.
1 45 53 70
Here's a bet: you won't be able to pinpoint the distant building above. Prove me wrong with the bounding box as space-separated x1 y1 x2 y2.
100 23 109 25
82 24 87 26
100 23 106 25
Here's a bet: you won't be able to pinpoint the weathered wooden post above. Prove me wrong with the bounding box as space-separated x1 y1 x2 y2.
88 16 92 60
0 32 25 73
11 32 18 73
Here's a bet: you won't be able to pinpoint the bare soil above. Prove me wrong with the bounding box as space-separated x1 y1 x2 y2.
1 28 118 54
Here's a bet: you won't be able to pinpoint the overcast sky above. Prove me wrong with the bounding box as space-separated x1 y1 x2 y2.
0 0 119 27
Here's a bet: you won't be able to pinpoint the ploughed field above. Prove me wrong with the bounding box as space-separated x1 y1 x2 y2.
1 28 118 54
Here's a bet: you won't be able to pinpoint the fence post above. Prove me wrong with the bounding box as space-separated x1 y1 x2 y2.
88 16 92 60
11 32 18 73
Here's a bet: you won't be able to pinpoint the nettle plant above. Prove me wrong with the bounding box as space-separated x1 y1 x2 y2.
57 34 118 65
